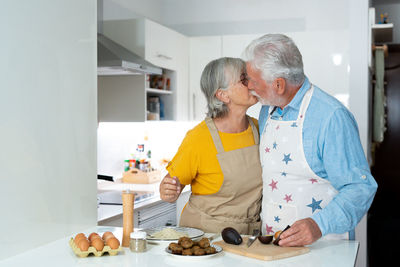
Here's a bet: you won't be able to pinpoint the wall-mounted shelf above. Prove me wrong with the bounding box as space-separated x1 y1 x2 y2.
146 88 173 95
372 23 393 43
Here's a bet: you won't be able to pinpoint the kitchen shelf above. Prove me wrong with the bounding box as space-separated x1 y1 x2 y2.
146 88 172 95
372 23 393 43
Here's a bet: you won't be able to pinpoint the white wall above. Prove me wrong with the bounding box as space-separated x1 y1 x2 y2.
0 0 97 260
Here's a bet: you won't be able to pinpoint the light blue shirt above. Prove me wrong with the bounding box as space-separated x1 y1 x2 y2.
259 77 378 239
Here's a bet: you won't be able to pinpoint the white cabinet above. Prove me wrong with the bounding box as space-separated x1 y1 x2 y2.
100 18 189 121
103 18 184 71
189 36 222 121
145 19 181 71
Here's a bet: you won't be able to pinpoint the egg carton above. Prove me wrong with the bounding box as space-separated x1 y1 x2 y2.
69 238 123 257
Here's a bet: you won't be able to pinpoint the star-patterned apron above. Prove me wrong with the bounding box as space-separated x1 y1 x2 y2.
260 85 348 240
179 116 263 235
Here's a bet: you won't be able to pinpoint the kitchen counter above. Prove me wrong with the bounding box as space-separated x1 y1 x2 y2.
0 226 359 267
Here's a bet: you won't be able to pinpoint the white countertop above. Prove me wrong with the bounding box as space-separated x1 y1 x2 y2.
0 226 359 267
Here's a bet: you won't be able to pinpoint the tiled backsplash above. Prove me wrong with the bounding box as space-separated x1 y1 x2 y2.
97 121 199 179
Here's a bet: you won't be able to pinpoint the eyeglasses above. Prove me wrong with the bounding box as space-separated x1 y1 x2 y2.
240 73 249 87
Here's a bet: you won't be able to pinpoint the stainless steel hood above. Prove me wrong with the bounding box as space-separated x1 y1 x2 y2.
97 33 162 76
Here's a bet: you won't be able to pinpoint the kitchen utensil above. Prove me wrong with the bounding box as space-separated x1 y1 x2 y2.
214 237 309 261
273 225 290 246
247 229 260 248
122 190 134 247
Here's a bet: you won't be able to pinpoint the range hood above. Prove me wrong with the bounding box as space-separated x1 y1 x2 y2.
97 33 162 76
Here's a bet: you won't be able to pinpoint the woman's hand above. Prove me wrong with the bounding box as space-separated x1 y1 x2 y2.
159 174 183 203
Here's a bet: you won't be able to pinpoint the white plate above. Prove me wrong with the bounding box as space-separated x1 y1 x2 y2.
165 244 222 259
143 226 204 241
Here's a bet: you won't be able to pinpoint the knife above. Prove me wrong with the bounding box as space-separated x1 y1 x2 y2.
246 229 260 248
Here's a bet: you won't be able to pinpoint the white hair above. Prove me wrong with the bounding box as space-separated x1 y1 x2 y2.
200 57 246 118
243 34 305 86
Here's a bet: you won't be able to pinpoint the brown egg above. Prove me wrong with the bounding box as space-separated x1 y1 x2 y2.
88 232 100 242
75 233 86 240
106 237 120 249
74 233 87 245
91 238 105 251
102 231 114 241
77 239 90 251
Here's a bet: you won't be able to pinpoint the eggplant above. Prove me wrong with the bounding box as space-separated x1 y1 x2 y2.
221 227 242 245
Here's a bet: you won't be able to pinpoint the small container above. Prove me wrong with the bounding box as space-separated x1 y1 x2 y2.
128 159 135 170
124 160 130 171
130 231 147 252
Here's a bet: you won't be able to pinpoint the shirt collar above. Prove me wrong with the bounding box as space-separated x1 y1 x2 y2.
277 76 310 113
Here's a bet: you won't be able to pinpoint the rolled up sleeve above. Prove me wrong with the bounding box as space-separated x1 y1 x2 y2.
311 108 378 236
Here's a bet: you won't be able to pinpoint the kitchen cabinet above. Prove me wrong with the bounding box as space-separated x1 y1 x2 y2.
189 36 222 121
103 18 184 71
98 75 146 122
99 18 189 121
98 71 176 122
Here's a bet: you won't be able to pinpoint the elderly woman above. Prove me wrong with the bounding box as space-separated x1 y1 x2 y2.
159 57 262 234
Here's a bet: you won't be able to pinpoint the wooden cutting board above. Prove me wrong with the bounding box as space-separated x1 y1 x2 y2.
214 237 310 261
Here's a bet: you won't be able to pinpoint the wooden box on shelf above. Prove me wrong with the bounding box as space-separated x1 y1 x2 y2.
122 168 161 184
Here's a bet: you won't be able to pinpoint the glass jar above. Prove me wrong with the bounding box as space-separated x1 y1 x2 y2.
130 231 147 252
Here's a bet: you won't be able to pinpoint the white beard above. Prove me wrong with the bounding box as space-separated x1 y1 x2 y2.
250 91 272 105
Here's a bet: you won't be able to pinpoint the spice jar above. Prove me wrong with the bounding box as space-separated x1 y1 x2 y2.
130 231 147 252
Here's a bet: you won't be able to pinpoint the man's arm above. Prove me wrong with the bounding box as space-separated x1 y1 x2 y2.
279 107 377 246
311 108 377 236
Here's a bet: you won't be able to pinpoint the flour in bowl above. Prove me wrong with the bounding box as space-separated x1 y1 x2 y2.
151 228 188 239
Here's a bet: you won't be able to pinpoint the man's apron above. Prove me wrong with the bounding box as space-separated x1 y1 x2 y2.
179 116 263 234
259 85 348 240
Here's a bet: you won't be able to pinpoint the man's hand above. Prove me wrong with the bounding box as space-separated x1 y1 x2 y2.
278 218 322 247
159 174 183 203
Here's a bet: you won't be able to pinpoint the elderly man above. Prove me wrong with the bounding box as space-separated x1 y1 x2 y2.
244 34 377 247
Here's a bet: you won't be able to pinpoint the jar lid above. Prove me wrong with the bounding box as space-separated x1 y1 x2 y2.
131 231 146 239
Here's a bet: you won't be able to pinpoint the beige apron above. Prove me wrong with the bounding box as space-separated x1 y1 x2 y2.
179 116 263 234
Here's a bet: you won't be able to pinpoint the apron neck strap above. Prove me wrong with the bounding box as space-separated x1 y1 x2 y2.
205 116 258 153
205 117 225 153
248 116 259 145
297 84 314 122
266 84 314 123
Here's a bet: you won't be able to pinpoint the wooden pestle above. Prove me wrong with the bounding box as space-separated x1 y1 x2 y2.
122 189 134 247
